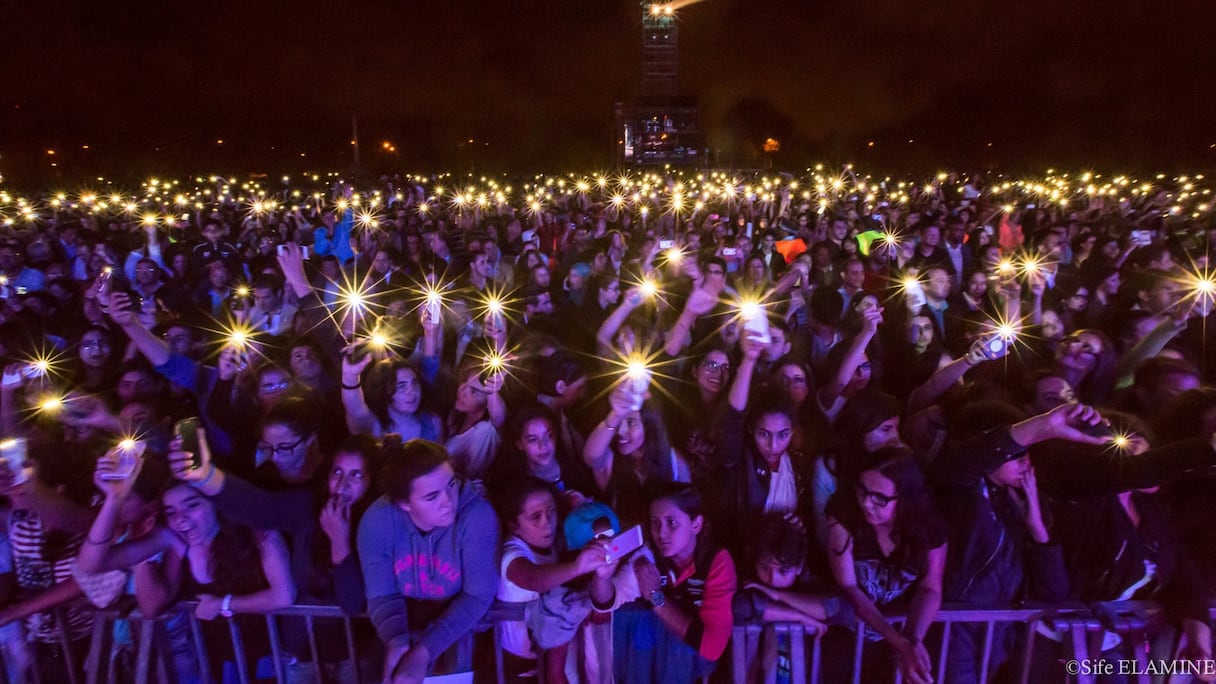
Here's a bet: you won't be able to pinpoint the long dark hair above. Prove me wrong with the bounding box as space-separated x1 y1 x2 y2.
829 389 901 484
365 359 427 428
500 404 561 469
613 404 674 483
646 483 716 568
1060 328 1117 405
825 447 947 573
306 435 383 596
210 520 270 597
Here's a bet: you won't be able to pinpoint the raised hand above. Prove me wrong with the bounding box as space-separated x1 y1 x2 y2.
168 427 213 484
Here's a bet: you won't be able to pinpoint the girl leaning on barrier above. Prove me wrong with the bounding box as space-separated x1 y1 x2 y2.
357 437 498 684
823 446 948 684
78 430 297 681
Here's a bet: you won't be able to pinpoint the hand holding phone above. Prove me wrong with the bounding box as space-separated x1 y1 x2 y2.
174 418 202 470
603 525 645 564
98 440 146 481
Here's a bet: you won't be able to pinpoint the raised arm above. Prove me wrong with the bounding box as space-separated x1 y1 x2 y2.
109 292 171 367
818 307 881 406
597 287 644 357
340 352 378 436
664 284 720 357
729 333 764 413
907 334 1009 414
583 387 634 493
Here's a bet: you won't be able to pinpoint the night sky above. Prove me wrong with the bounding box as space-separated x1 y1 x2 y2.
4 0 1216 184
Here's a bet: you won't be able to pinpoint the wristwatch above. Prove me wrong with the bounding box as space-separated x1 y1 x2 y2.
648 589 666 608
220 594 234 618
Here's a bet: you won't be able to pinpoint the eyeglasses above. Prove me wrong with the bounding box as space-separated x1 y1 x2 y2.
781 376 808 387
81 340 111 351
700 359 731 374
855 484 898 508
260 381 291 393
256 434 310 460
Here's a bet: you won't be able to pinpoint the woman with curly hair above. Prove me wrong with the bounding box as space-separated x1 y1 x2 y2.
341 355 443 442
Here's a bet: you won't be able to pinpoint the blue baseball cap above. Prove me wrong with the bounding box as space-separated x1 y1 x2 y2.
563 501 621 551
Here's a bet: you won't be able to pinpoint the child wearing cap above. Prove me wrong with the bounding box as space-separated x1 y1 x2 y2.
492 480 611 683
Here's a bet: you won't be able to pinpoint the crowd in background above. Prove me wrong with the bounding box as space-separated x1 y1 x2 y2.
0 168 1214 683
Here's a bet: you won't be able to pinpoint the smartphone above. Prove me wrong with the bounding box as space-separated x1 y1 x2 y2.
174 417 201 470
113 288 143 313
1026 204 1036 210
96 268 113 297
985 335 1008 356
658 238 674 250
346 339 374 365
603 525 645 564
276 245 310 259
21 363 46 380
1079 422 1114 439
1130 230 1152 244
722 247 738 257
625 368 650 411
99 440 146 481
0 438 31 486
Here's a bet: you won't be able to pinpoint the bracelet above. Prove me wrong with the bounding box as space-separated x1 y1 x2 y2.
191 463 217 489
341 380 362 390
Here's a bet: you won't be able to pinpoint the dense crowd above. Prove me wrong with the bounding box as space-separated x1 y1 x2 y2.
0 169 1214 684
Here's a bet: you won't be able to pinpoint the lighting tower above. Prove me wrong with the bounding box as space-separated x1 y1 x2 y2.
642 3 679 97
615 2 703 167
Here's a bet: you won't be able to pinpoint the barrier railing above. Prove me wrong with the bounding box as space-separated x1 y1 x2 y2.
729 601 1208 684
31 600 1211 684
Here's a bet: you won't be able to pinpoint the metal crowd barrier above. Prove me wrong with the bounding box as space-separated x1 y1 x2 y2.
40 600 1211 684
729 601 1212 684
75 601 526 684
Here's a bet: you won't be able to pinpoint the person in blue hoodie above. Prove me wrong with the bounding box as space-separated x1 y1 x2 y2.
358 438 499 684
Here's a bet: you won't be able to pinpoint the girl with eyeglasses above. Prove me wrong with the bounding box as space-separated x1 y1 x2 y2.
811 389 904 549
823 447 948 684
661 346 733 483
71 325 121 394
